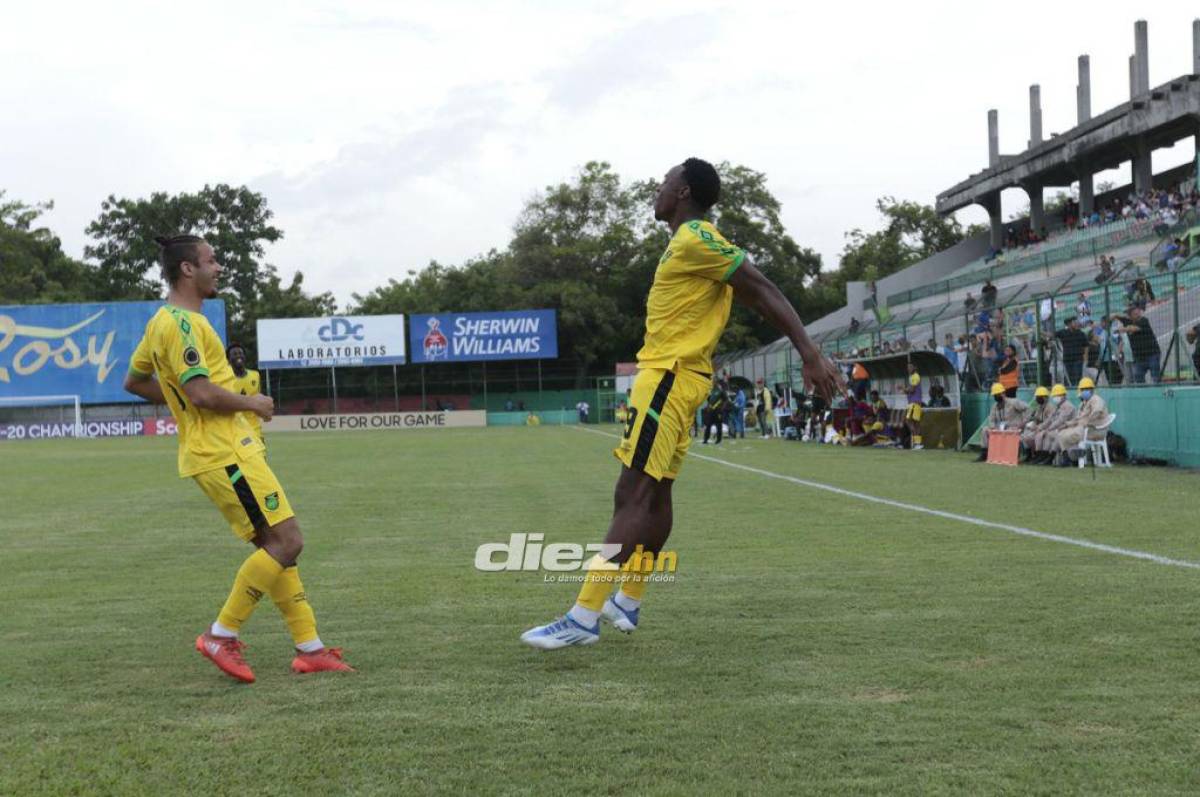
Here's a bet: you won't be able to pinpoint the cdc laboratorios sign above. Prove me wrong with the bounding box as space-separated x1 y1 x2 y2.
256 315 406 369
408 309 557 363
264 410 486 433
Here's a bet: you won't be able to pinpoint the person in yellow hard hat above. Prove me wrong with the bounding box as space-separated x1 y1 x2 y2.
974 382 1029 462
1030 384 1077 464
1019 386 1051 462
1052 376 1108 466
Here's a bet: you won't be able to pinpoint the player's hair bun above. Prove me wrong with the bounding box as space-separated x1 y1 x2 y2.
153 235 170 246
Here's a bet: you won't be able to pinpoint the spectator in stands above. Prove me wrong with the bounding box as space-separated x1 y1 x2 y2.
732 385 746 438
941 333 957 366
981 280 998 308
1127 274 1155 306
1054 316 1088 385
848 317 860 333
927 338 937 352
1076 293 1092 326
1095 256 1116 284
1019 386 1051 462
1165 238 1186 272
1187 324 1200 381
1052 377 1109 466
850 361 870 398
702 385 727 445
755 378 773 438
997 344 1020 397
964 292 978 312
1118 305 1161 384
974 382 1029 462
1030 384 1077 464
504 398 515 411
979 329 999 382
576 400 590 423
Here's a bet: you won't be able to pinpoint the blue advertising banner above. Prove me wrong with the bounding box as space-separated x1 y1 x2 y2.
409 309 557 363
0 300 226 404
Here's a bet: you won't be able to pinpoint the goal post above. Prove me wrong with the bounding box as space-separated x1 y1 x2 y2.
0 394 83 439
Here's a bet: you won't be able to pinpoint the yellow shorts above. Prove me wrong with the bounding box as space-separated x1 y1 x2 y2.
905 403 923 422
192 454 295 541
613 366 710 481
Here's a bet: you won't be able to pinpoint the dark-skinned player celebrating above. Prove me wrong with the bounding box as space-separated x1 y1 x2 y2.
521 158 845 649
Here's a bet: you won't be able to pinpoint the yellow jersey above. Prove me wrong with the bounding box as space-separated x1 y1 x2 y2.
229 367 264 441
129 305 264 477
636 219 745 374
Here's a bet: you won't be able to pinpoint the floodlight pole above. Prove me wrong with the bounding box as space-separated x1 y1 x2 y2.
331 366 338 414
393 364 399 412
482 361 488 412
421 365 426 411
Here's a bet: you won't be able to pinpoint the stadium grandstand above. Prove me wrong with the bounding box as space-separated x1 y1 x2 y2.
718 18 1200 465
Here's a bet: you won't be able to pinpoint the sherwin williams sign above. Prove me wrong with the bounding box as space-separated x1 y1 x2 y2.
256 315 407 369
408 310 557 363
0 300 226 404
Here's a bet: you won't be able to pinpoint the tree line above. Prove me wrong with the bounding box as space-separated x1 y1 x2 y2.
0 163 976 380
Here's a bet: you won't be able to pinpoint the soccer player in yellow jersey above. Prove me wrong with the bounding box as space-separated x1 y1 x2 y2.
124 234 353 682
226 342 265 448
521 158 845 649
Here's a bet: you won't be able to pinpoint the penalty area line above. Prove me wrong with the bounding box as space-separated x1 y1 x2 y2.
568 425 1200 572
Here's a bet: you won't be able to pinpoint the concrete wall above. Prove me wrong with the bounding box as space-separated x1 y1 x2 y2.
805 232 991 335
961 385 1200 467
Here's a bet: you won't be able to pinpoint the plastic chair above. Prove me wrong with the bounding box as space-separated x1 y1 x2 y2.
1076 413 1117 468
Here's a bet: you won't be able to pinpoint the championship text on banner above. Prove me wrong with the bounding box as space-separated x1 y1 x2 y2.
256 315 406 369
0 300 227 404
408 309 557 363
263 410 486 433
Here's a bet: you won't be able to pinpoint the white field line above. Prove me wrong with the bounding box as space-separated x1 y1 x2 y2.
569 425 1200 571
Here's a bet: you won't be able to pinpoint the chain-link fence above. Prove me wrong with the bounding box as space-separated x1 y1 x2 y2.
818 256 1200 391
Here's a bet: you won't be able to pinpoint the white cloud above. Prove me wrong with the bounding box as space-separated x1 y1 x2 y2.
1 1 1197 309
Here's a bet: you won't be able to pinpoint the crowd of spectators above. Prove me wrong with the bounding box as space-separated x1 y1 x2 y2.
985 183 1199 262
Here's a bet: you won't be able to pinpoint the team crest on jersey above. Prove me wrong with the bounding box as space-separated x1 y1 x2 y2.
422 318 448 360
265 492 280 511
183 346 200 366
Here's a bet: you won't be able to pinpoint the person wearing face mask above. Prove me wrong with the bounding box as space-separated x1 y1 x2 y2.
1019 386 1051 462
1030 384 1077 464
1052 377 1109 466
974 382 1029 462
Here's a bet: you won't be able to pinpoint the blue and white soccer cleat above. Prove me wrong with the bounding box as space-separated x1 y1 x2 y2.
601 597 639 633
519 615 600 650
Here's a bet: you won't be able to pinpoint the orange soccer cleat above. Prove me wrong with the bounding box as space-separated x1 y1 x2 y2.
195 632 255 683
291 647 355 674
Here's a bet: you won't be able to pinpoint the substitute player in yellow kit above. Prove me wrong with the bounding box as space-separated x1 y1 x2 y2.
226 342 265 448
124 234 352 682
521 158 845 649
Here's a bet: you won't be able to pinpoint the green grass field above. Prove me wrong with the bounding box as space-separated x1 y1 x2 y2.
3 426 1200 795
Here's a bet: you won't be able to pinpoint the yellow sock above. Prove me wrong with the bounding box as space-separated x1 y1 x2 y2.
574 554 620 611
618 547 655 602
913 435 923 446
216 549 284 632
270 566 319 647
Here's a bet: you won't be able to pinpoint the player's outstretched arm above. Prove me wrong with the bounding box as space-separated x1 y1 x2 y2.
728 261 846 402
182 377 275 421
123 372 166 404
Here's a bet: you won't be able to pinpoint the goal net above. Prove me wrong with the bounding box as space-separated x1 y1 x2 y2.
0 394 83 440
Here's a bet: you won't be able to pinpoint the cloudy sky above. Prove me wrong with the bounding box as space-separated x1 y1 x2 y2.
2 1 1197 307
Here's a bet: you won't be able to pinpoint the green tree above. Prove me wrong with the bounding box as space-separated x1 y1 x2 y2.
817 196 972 313
84 184 326 351
355 160 826 381
0 192 100 305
